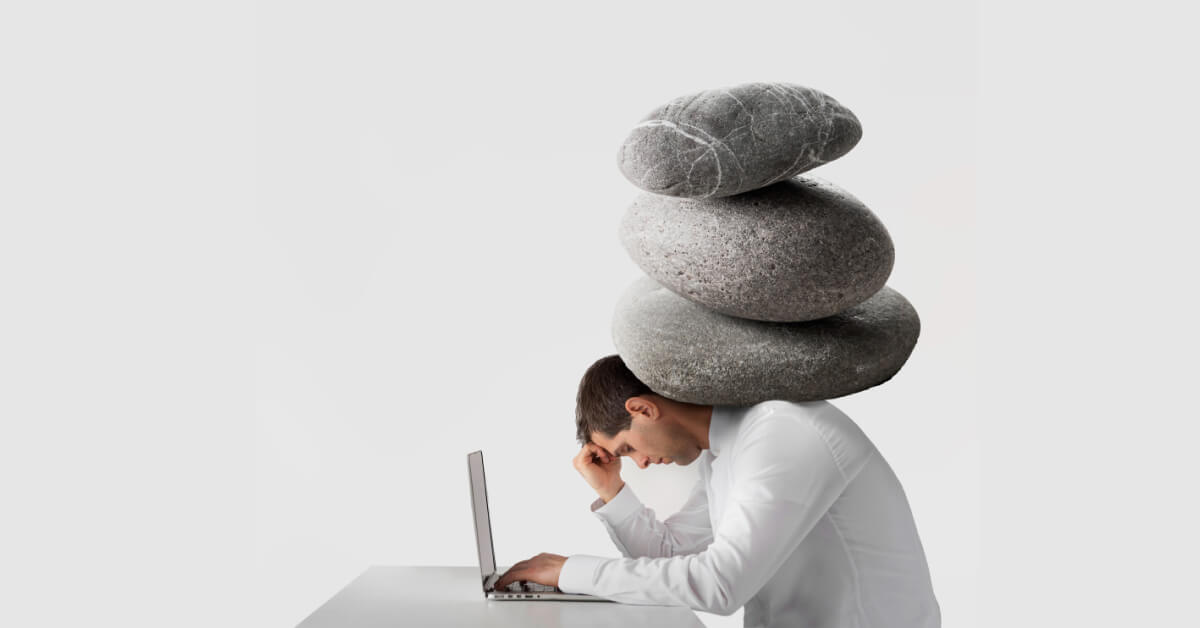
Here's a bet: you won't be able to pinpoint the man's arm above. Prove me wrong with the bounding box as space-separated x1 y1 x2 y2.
574 441 713 558
557 415 875 615
494 443 713 591
591 474 713 558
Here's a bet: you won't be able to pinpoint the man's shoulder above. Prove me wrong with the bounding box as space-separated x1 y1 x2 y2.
746 399 829 418
740 399 842 430
733 400 874 464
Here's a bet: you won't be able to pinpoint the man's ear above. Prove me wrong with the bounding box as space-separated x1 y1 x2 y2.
625 395 661 422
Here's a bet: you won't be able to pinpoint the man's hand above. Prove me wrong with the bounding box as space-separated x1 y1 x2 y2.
573 442 625 503
494 552 567 589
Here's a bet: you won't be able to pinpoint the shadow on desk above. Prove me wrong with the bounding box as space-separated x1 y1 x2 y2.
297 566 704 628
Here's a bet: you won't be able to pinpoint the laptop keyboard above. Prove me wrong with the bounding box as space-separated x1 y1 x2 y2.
502 580 560 593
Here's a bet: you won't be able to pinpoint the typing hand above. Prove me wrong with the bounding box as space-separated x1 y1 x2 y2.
494 552 566 590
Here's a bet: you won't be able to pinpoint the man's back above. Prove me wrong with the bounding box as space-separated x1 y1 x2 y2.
713 400 940 628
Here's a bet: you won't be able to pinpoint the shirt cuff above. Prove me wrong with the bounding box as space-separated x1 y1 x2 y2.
590 483 643 524
558 554 608 595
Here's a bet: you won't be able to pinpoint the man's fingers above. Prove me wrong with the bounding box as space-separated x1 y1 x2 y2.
584 442 612 464
498 571 526 588
574 443 611 468
496 569 520 588
496 560 530 588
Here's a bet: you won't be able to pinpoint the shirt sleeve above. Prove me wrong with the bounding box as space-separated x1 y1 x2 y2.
557 415 875 615
586 477 713 559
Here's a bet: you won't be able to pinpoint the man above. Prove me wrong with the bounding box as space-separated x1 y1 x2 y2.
497 355 941 628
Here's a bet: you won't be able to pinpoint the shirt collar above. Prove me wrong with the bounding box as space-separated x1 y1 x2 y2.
707 404 744 458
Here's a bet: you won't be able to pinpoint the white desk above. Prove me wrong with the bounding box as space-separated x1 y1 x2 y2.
296 566 705 628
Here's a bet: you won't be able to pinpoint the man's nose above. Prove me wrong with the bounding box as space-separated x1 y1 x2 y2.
637 456 650 469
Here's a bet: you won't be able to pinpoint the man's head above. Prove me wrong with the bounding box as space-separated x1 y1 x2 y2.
574 354 708 469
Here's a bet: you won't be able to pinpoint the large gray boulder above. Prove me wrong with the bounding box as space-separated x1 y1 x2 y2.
612 276 920 404
619 176 894 322
617 82 862 198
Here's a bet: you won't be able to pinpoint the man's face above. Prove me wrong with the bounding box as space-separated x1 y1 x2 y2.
591 414 702 469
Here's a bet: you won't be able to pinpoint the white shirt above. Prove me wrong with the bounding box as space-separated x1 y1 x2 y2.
558 400 941 628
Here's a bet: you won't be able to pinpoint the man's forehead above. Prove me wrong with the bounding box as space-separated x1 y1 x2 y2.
590 431 621 454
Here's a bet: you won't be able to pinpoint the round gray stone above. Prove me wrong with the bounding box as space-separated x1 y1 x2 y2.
617 82 862 198
619 176 894 322
612 276 920 404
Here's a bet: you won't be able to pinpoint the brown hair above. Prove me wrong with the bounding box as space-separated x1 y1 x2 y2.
575 354 654 445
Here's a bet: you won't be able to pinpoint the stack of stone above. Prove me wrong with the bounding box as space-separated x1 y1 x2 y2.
611 81 920 405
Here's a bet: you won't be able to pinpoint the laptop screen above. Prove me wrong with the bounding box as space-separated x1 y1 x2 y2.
467 451 497 579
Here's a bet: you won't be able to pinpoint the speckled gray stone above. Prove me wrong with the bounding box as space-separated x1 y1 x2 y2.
617 82 862 198
612 276 920 404
619 176 894 322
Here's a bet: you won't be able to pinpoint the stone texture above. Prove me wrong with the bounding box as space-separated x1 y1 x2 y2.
617 82 862 198
612 276 920 404
619 176 894 322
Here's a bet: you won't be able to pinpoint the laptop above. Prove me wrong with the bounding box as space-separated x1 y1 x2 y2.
467 450 609 601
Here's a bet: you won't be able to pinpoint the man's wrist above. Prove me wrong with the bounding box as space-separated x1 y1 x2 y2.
559 555 607 595
599 481 625 504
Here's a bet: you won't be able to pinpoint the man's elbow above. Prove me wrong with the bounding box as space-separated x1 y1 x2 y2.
704 600 744 617
689 572 747 616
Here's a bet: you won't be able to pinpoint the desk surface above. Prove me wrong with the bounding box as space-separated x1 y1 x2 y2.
296 566 704 628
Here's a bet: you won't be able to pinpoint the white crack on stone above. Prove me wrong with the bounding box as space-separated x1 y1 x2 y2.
633 119 725 198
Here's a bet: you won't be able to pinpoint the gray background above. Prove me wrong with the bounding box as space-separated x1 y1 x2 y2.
1 1 1196 627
